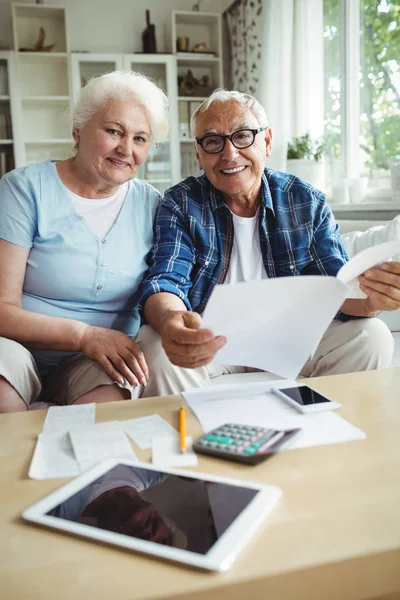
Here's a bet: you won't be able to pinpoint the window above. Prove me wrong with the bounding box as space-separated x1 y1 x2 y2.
324 0 400 202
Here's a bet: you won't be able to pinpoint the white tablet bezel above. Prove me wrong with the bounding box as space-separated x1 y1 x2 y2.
22 458 281 572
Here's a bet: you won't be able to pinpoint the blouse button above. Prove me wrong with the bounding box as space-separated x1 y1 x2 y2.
204 261 210 266
97 285 103 290
101 262 107 267
289 264 295 270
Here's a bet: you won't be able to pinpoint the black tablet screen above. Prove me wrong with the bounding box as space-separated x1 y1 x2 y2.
46 464 259 554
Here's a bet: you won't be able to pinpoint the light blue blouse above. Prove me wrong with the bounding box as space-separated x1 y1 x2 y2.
0 160 161 375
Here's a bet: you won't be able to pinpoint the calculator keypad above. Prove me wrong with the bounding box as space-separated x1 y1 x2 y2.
196 424 280 456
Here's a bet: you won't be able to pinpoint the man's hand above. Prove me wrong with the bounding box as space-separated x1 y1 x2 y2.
161 311 226 368
358 260 400 312
79 326 148 386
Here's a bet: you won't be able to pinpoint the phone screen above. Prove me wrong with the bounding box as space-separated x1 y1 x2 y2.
280 386 331 406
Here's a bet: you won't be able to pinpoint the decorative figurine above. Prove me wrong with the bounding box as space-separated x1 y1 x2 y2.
19 27 56 52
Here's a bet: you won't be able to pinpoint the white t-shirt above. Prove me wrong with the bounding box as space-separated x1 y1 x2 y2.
68 182 129 240
225 209 268 284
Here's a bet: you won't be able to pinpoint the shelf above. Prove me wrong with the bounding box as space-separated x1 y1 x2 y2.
177 55 220 62
17 52 68 59
22 96 70 103
0 96 10 101
0 139 13 144
25 139 72 145
13 4 68 53
180 138 196 143
178 96 208 102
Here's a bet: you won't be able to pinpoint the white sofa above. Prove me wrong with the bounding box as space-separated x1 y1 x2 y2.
211 215 400 387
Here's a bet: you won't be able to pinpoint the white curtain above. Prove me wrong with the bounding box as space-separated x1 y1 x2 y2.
225 0 324 171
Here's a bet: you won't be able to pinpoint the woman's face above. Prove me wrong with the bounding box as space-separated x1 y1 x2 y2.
73 98 152 188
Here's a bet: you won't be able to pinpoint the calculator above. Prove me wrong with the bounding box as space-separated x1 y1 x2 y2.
193 423 302 465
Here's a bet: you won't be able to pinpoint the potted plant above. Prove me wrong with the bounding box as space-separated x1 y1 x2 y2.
286 133 327 191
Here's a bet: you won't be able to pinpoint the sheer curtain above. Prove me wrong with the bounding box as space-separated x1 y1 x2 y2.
225 0 324 171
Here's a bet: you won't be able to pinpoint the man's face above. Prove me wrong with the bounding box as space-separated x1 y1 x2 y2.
194 101 272 200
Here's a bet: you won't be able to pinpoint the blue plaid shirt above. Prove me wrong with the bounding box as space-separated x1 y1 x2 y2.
140 168 349 317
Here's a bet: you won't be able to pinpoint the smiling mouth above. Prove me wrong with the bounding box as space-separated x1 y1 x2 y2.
108 157 129 167
220 165 247 174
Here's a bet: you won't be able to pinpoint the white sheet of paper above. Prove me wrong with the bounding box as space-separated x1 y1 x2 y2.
201 276 348 379
152 436 198 467
183 381 366 450
337 239 400 299
69 422 137 471
29 432 80 480
42 404 95 434
123 414 178 449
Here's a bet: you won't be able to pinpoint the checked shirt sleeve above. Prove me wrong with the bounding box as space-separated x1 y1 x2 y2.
306 190 349 277
139 192 196 311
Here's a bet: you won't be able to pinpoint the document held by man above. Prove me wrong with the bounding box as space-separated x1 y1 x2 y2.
201 240 400 379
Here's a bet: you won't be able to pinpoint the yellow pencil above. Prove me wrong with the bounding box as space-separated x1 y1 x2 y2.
179 406 186 454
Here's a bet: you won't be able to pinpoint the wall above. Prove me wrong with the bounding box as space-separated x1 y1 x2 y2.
0 0 225 53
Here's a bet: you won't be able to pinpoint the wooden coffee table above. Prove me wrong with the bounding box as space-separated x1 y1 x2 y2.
0 368 399 600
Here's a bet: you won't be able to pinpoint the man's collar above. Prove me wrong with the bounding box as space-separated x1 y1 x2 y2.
207 169 275 215
261 170 275 216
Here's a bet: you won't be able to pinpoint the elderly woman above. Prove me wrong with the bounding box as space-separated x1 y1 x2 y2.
0 71 168 412
135 89 399 394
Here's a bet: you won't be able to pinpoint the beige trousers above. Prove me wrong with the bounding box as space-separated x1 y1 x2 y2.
134 317 395 397
0 317 394 406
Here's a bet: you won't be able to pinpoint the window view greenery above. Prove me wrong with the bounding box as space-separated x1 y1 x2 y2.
324 0 400 189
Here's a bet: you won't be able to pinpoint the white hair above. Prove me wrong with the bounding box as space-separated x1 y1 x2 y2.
72 70 169 144
190 89 268 137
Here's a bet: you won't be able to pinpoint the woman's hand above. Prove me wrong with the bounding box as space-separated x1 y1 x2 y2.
79 326 148 386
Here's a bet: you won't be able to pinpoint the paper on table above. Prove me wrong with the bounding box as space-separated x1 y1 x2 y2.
29 432 80 480
183 381 366 450
152 436 198 467
42 404 95 434
337 239 400 299
123 414 178 449
69 422 137 471
201 276 348 379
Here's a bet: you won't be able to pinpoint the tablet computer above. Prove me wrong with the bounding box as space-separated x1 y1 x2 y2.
22 458 281 572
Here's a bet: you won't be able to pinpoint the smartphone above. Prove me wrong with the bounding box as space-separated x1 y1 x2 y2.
271 385 341 413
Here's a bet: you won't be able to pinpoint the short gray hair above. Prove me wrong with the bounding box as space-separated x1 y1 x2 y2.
73 70 169 143
190 89 268 137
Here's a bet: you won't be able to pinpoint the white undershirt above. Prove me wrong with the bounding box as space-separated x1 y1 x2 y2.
67 182 129 240
225 209 268 284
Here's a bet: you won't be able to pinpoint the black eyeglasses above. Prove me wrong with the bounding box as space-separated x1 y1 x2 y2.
195 127 266 154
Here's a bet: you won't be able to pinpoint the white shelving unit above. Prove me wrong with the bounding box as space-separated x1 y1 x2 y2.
70 52 180 194
5 6 224 183
0 51 17 176
70 53 124 104
12 3 73 166
123 54 180 193
172 11 223 179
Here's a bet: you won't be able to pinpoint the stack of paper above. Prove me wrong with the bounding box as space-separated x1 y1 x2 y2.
183 380 366 450
28 407 193 480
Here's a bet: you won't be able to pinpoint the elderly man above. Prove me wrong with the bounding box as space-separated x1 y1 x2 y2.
136 90 399 396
